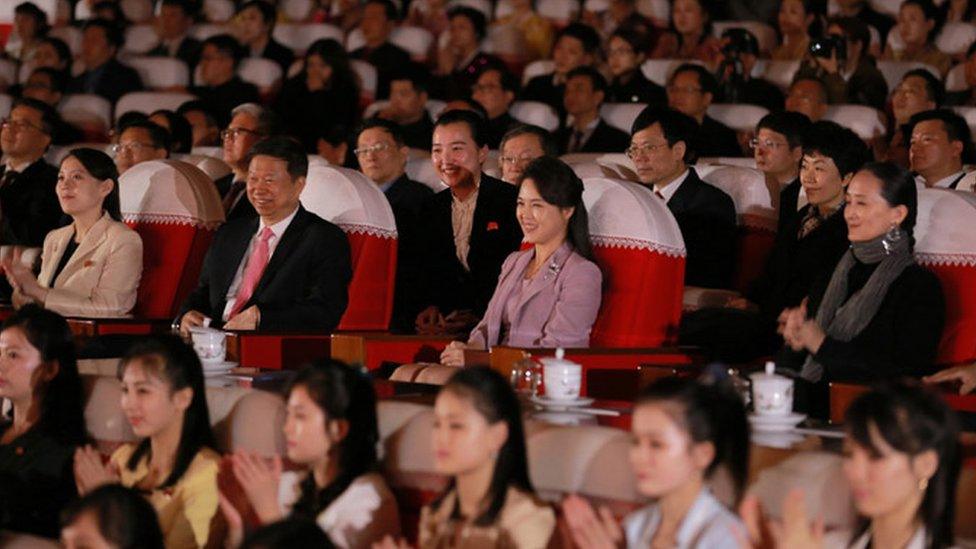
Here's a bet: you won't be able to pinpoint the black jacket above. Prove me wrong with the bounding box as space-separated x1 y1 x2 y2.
556 119 631 154
191 77 261 127
68 58 143 104
350 42 412 100
146 35 202 68
521 73 565 118
385 174 434 330
400 112 435 151
696 116 742 158
485 112 518 150
179 207 352 331
256 38 295 74
213 174 257 222
420 174 523 315
608 70 666 105
778 178 801 232
273 77 360 150
664 169 737 289
0 159 64 247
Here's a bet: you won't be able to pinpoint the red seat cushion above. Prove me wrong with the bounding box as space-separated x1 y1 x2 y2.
127 222 214 318
338 233 397 331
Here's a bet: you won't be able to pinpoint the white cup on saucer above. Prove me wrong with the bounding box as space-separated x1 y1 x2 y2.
190 327 226 363
541 348 582 401
750 361 793 416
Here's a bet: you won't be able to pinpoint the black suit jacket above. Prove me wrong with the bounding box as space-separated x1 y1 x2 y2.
146 36 202 68
69 58 143 104
385 174 434 330
522 73 565 118
350 42 411 99
421 174 523 316
214 174 257 222
257 39 295 74
485 112 517 150
608 70 666 105
191 77 260 127
665 169 736 289
0 159 64 247
778 178 801 232
179 207 352 331
696 116 741 158
556 119 631 154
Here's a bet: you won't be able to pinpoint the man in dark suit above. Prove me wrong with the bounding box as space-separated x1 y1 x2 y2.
214 103 281 221
522 23 602 116
629 106 736 289
556 66 630 154
351 0 412 100
191 34 261 127
752 112 811 231
179 136 352 333
69 19 143 104
416 110 523 335
375 64 435 150
666 63 741 158
355 119 434 331
146 0 202 68
471 63 519 149
235 0 295 74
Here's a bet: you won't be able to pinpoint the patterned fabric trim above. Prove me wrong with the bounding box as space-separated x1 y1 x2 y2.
591 235 687 258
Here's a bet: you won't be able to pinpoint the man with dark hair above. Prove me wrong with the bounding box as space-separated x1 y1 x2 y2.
177 100 221 147
112 119 170 174
20 67 84 144
316 125 351 166
416 110 523 334
70 19 143 104
908 109 975 190
946 41 976 107
753 112 812 230
629 106 736 288
234 0 295 73
785 77 830 122
667 64 740 158
351 0 411 99
715 28 784 111
556 66 630 154
147 0 201 68
471 63 519 149
498 124 558 184
179 136 352 333
355 119 433 330
216 103 281 220
886 68 943 167
191 34 261 127
377 63 434 150
522 23 602 114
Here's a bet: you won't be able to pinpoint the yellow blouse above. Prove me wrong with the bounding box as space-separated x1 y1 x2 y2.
111 444 222 549
418 487 555 549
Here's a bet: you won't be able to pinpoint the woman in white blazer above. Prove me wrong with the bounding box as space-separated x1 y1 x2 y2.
3 148 142 317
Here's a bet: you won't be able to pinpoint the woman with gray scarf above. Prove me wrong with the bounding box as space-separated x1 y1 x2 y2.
777 162 945 416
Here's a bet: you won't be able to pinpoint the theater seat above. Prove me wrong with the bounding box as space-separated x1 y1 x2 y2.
876 60 940 91
171 153 233 182
191 145 225 159
759 59 801 91
946 63 968 93
48 25 82 57
522 59 555 85
119 159 225 318
936 22 976 56
189 22 229 41
237 58 283 94
707 103 769 133
58 94 113 139
915 189 976 364
0 59 16 90
510 100 560 131
122 24 158 55
300 165 398 330
600 102 645 134
115 91 198 121
351 60 378 103
641 58 696 86
272 23 343 55
125 56 190 89
405 156 446 192
0 93 13 118
823 104 886 141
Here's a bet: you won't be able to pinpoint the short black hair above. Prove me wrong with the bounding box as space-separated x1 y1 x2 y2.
670 63 718 96
802 120 870 178
388 62 431 94
159 0 196 16
15 2 49 32
357 117 406 147
149 109 192 153
566 65 608 94
445 97 488 119
114 111 148 134
790 75 829 104
202 34 245 66
435 108 488 148
61 484 164 549
827 16 870 49
447 5 487 41
907 108 976 164
83 18 124 50
365 0 400 21
12 96 59 137
248 135 309 179
610 27 650 52
27 67 69 94
119 119 172 153
500 124 559 158
38 36 72 67
556 23 602 55
756 111 812 149
631 106 700 163
237 0 276 27
177 99 219 127
477 61 520 95
901 68 944 106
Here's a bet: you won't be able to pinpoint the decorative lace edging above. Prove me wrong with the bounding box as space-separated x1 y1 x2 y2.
916 252 976 267
122 213 222 230
338 222 397 239
590 235 686 258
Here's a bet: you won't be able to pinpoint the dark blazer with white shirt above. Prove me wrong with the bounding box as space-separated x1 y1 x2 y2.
555 119 631 154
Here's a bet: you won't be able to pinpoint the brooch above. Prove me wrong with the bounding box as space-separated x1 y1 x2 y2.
544 261 561 280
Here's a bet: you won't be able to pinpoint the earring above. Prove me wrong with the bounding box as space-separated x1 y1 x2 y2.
882 223 903 255
918 477 929 492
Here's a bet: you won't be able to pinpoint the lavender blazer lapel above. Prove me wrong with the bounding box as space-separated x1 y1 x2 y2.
508 243 575 332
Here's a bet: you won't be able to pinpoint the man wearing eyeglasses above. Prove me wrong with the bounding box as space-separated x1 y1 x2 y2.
752 112 811 230
215 103 280 221
666 64 741 158
113 120 170 174
498 124 558 184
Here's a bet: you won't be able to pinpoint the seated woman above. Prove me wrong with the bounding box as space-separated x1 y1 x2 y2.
222 359 399 548
0 305 86 538
73 334 221 549
606 28 666 105
433 7 505 100
778 162 945 412
742 381 961 548
563 377 748 548
650 0 721 66
3 148 142 318
772 0 820 60
441 157 602 366
379 367 555 548
882 0 952 76
61 484 164 549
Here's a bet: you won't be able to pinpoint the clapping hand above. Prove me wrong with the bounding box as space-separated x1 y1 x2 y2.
562 494 624 549
73 445 120 495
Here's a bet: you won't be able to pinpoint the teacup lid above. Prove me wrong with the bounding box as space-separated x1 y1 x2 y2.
189 326 224 336
750 361 789 382
539 348 578 368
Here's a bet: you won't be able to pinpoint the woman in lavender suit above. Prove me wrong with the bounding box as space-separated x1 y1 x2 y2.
441 157 603 366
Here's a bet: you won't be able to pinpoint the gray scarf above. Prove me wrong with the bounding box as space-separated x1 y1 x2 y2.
799 231 915 382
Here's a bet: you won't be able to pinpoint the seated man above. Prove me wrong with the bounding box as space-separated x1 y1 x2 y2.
178 136 352 332
69 18 143 104
216 103 281 220
113 119 170 174
234 0 294 74
909 109 974 190
785 77 830 123
946 42 976 107
350 0 412 100
752 112 811 230
522 23 602 117
376 64 435 150
191 34 261 127
416 110 523 335
884 69 942 167
147 0 201 68
19 67 84 144
177 100 221 147
555 66 630 154
499 124 558 184
355 119 434 331
715 28 784 111
471 63 519 149
667 64 741 158
628 106 736 289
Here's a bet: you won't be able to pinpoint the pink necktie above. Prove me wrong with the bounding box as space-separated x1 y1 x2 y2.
229 227 274 318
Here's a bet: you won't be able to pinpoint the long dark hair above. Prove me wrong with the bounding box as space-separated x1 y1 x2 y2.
302 39 359 96
61 484 164 549
118 334 216 490
845 381 960 549
1 304 86 446
857 162 919 249
286 359 379 518
636 377 750 504
62 148 122 221
433 367 533 525
518 156 594 261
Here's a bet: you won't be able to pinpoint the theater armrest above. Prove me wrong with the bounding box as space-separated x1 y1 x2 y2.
225 331 333 370
682 286 742 311
330 333 455 371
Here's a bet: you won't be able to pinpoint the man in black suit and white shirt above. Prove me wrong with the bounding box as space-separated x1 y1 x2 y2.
146 0 202 68
69 19 143 105
666 64 741 158
178 136 352 333
629 106 737 289
416 110 523 335
556 66 631 154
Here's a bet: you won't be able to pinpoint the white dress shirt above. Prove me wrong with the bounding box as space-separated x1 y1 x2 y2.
655 168 691 203
915 170 966 191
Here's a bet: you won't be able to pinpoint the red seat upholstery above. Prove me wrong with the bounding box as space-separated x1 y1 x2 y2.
119 159 225 318
582 177 686 347
915 189 976 365
300 165 397 331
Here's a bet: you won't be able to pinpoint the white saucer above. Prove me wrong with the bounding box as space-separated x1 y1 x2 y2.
202 361 236 377
530 395 595 409
752 431 806 449
532 410 599 426
748 412 806 432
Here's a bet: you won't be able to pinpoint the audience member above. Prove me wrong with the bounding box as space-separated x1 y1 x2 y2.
883 0 951 76
650 0 721 65
223 360 399 547
925 362 976 394
946 42 976 106
629 107 736 289
112 120 170 174
667 64 741 158
785 76 830 122
177 100 221 147
273 39 360 152
583 0 656 45
316 125 352 167
20 35 72 87
498 124 557 184
377 65 436 150
715 28 785 111
60 484 165 549
752 111 812 229
234 0 295 74
564 377 749 548
355 119 433 331
18 68 83 144
0 305 85 538
941 0 976 22
350 0 412 100
471 63 519 149
5 2 49 64
416 110 523 335
217 103 280 220
433 7 503 100
883 68 943 166
73 335 221 548
4 148 142 318
556 66 630 154
908 109 974 189
191 34 261 127
146 0 201 68
442 157 602 366
69 19 142 105
406 0 449 37
179 137 352 332
490 0 554 62
773 0 821 60
315 0 363 33
148 109 193 154
606 28 666 105
90 1 128 26
522 23 602 115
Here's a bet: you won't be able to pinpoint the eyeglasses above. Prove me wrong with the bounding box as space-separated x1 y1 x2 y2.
625 142 668 159
353 143 393 156
1 118 43 133
749 138 788 150
112 142 156 155
498 154 537 166
220 127 261 141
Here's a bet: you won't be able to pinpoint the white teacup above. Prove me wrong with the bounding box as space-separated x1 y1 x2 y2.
190 327 226 363
540 349 582 400
750 362 793 416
